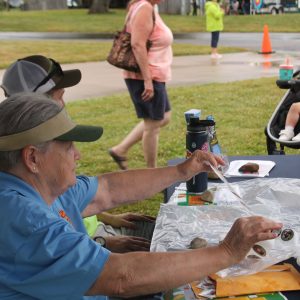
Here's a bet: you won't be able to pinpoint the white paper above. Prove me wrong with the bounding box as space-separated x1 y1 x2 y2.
224 160 276 178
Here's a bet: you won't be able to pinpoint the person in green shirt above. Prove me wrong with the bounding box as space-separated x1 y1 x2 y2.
205 0 224 59
84 213 155 252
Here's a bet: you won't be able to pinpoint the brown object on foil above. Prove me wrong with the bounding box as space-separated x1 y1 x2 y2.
187 190 214 205
238 162 259 173
201 190 214 203
190 237 208 249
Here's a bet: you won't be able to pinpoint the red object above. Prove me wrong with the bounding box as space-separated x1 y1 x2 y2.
259 25 275 54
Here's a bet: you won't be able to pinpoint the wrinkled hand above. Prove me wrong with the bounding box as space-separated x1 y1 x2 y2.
220 216 282 264
105 235 151 253
177 150 225 181
104 212 155 229
141 79 154 101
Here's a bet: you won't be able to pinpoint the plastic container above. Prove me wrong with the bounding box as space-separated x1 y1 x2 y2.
206 115 222 155
279 65 293 81
279 57 293 81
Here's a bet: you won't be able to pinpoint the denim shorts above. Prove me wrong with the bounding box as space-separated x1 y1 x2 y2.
125 78 171 120
211 31 220 48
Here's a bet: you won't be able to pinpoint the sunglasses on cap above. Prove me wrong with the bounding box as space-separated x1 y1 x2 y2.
33 58 63 92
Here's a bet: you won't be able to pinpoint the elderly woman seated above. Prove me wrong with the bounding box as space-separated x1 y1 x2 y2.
0 92 281 299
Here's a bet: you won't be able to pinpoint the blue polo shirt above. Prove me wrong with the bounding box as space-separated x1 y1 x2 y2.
0 172 110 300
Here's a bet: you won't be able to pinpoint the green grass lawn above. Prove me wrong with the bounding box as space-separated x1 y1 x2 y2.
66 77 296 217
0 8 296 218
0 40 246 69
0 8 299 33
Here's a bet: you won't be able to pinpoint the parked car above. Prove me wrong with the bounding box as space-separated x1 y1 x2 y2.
253 0 300 14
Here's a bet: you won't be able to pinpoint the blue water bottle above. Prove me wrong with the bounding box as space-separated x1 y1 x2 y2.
186 118 213 193
206 115 222 155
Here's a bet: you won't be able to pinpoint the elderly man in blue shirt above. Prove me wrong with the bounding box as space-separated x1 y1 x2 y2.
0 93 282 299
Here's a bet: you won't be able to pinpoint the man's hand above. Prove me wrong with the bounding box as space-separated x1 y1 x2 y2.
220 216 283 264
177 150 225 181
105 235 151 253
100 212 155 229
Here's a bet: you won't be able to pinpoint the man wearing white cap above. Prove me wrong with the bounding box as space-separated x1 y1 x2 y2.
1 55 155 254
1 55 81 106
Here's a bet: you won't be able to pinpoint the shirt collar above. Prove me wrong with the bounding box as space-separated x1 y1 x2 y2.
0 171 48 206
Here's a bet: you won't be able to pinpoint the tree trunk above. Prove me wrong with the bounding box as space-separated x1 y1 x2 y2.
88 0 110 13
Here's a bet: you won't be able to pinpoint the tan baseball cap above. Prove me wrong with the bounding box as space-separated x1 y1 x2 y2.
0 108 103 151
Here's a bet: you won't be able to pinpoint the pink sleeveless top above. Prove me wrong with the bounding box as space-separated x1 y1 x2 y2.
123 1 173 82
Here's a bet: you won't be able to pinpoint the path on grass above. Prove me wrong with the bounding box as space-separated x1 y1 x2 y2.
0 32 300 102
0 32 299 53
2 51 298 103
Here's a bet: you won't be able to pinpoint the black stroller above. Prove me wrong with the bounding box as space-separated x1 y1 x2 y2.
265 70 300 155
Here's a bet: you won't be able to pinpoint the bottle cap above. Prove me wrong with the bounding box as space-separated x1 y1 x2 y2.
279 65 293 69
187 119 215 132
184 109 201 124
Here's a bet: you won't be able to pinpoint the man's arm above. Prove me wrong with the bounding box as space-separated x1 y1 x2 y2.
83 150 223 216
97 212 155 228
86 216 282 298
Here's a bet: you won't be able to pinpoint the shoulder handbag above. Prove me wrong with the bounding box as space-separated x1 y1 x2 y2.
106 7 155 73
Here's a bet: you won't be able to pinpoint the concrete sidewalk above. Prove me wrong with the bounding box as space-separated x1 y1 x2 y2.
0 51 298 103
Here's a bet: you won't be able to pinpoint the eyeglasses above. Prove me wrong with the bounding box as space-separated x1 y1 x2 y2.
33 58 63 92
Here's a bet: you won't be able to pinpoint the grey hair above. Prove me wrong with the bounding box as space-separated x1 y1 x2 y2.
0 92 61 172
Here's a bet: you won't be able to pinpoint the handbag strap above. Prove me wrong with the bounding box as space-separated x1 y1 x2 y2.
123 2 155 34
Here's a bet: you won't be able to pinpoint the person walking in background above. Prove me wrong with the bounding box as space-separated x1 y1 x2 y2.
241 0 250 14
205 0 224 59
192 0 198 15
109 0 173 170
223 0 231 14
232 0 240 15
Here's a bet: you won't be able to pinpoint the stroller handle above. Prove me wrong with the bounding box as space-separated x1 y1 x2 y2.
276 79 300 90
276 69 300 89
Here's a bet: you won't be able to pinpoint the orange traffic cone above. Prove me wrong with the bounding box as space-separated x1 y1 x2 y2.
259 25 275 54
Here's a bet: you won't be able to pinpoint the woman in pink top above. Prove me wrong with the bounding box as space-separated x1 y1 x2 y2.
109 0 173 170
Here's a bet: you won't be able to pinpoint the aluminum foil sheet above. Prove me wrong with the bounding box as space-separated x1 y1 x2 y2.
151 178 300 277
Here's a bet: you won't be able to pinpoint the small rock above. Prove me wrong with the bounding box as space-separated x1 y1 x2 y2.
190 237 208 249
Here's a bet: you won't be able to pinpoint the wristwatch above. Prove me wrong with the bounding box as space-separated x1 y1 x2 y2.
93 236 106 248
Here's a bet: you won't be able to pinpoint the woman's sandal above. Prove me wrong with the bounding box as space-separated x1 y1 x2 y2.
108 149 128 170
